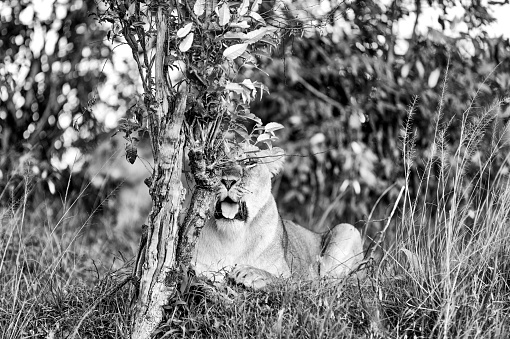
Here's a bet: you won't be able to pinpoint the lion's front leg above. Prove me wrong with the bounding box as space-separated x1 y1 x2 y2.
228 265 275 290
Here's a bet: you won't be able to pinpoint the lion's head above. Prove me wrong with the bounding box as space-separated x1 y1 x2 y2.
213 146 285 231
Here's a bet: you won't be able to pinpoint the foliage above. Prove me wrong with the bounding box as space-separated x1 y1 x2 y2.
250 0 510 232
94 1 305 335
0 0 132 206
1 172 509 338
2 1 510 337
96 0 284 163
377 74 510 337
153 278 372 338
2 86 510 333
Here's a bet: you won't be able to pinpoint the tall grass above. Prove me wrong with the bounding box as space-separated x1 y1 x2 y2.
0 177 132 338
1 73 510 338
380 69 510 337
153 71 510 338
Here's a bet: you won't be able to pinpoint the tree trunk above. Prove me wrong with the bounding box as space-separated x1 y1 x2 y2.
131 6 187 338
177 148 218 266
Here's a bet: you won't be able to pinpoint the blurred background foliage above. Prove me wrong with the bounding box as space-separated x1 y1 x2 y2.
1 0 510 245
0 0 138 210
251 0 510 235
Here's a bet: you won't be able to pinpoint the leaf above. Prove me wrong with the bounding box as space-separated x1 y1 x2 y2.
47 180 56 195
177 22 193 38
126 142 138 164
219 2 231 26
265 122 284 133
259 139 278 150
259 38 277 48
240 51 256 63
241 79 255 91
352 180 361 194
240 89 250 103
179 32 194 52
351 141 362 154
339 180 349 193
401 63 410 78
256 133 277 144
244 27 270 44
251 0 262 12
193 0 205 16
249 11 265 24
223 43 248 60
225 82 244 93
127 2 136 18
232 123 249 140
230 20 249 29
428 68 441 88
223 31 247 39
415 60 425 78
359 166 377 187
238 0 250 16
243 112 262 125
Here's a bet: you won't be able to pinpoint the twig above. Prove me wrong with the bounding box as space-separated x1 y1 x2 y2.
296 75 344 111
358 185 405 268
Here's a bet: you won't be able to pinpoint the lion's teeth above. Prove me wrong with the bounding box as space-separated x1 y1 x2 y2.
221 202 239 219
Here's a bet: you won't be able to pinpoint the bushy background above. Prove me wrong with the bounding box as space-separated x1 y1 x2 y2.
2 0 510 337
254 0 510 237
1 0 509 251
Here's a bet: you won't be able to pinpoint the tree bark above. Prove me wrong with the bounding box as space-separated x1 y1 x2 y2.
131 6 187 338
177 148 218 266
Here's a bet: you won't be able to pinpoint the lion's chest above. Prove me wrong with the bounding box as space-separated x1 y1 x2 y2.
192 220 291 280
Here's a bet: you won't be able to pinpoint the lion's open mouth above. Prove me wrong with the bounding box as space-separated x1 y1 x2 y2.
214 197 247 221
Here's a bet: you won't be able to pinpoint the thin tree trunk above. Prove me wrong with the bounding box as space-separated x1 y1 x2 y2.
131 5 187 338
177 148 218 265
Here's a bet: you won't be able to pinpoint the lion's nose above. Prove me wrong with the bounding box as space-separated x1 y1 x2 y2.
221 179 236 190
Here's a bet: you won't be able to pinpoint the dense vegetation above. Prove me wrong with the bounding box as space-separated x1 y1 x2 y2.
251 1 510 234
1 0 510 337
3 106 510 336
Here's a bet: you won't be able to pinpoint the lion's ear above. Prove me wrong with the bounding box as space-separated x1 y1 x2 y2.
265 147 285 176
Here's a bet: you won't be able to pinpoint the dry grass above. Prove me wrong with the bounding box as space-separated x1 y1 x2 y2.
153 276 377 338
1 73 510 338
0 182 132 338
376 69 510 338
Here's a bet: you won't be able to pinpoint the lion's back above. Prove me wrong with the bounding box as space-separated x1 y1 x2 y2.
281 219 322 278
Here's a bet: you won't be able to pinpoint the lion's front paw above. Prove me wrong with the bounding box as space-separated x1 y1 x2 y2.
228 265 274 290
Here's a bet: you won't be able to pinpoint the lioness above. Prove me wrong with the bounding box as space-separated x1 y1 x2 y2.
193 147 364 289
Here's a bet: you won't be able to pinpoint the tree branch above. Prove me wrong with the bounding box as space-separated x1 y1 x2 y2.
296 75 344 111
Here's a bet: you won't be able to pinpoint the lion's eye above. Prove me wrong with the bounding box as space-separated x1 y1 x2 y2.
242 159 257 168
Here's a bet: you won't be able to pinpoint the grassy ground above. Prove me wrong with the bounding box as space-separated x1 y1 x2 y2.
1 188 508 339
2 92 510 338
